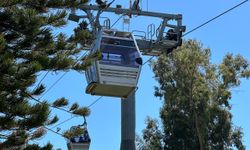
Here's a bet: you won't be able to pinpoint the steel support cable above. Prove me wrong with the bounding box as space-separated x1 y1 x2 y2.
27 93 74 116
38 72 67 100
143 56 154 66
26 94 103 137
45 6 131 129
41 0 250 138
33 71 50 91
1 112 64 146
24 51 93 134
36 10 128 131
50 115 76 130
50 51 149 130
142 0 249 66
183 0 248 37
45 0 250 129
44 126 65 137
23 51 95 138
111 14 124 28
38 50 89 100
3 113 66 142
32 53 82 99
44 96 104 140
50 96 104 130
32 49 79 94
87 96 104 108
50 55 151 131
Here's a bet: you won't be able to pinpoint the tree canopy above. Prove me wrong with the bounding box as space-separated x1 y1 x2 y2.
138 40 250 150
0 0 95 149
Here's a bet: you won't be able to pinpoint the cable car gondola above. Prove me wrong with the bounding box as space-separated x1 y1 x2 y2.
85 29 142 98
67 124 91 150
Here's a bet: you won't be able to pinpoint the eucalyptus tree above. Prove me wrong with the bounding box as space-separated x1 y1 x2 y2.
139 40 249 150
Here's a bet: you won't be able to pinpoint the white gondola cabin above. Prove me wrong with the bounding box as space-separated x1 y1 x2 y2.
85 29 142 98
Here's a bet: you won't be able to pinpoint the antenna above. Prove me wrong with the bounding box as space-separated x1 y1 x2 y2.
122 16 130 31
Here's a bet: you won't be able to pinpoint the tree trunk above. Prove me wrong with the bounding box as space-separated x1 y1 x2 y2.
194 112 204 150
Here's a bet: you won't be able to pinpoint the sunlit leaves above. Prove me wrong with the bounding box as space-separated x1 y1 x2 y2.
72 107 91 117
69 102 79 111
140 40 248 150
0 0 91 148
46 115 59 126
32 84 46 96
63 125 85 139
52 97 69 107
31 127 47 140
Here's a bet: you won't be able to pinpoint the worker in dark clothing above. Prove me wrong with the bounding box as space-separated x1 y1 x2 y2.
70 137 76 143
166 29 177 41
132 0 141 11
83 130 91 142
165 29 177 54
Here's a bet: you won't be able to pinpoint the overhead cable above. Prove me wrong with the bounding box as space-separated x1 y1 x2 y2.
183 0 248 37
49 96 103 129
42 0 250 138
143 0 249 65
38 51 89 100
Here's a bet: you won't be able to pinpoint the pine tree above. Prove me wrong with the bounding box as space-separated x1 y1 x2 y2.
0 0 95 149
138 40 250 150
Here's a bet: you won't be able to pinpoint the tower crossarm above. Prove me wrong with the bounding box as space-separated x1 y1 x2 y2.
76 4 186 56
79 4 182 20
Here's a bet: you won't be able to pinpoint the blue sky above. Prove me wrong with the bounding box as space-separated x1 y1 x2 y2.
35 0 250 149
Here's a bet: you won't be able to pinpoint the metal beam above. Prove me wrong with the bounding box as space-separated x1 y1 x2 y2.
79 5 182 20
120 91 136 150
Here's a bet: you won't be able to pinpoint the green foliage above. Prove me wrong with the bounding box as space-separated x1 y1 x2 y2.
70 102 79 111
72 107 91 117
142 117 163 150
70 21 93 46
21 102 50 128
53 97 69 107
3 131 28 148
63 125 85 139
23 143 53 150
0 0 92 149
0 34 5 51
31 127 47 140
46 115 59 125
139 40 249 150
73 51 102 71
32 84 46 95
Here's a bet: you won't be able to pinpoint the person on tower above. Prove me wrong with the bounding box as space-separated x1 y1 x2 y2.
132 0 141 11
